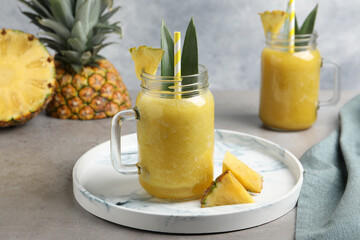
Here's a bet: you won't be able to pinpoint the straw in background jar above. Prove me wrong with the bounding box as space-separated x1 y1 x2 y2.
289 0 295 52
174 31 181 98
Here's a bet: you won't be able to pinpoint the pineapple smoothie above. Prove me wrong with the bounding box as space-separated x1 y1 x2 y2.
136 90 214 200
259 47 322 130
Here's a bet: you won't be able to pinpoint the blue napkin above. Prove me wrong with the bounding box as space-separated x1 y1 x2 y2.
296 94 360 239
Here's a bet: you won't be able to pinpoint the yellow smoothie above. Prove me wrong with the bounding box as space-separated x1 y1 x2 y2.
136 90 214 200
259 47 322 130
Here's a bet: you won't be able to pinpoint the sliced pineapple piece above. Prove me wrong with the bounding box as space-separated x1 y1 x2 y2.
129 46 164 81
223 151 263 193
259 10 289 35
201 170 255 208
0 29 55 127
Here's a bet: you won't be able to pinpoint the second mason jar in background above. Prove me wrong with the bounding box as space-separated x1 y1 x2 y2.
259 32 340 131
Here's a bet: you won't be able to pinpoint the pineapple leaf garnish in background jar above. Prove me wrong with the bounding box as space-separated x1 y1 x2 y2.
292 4 318 35
20 0 132 120
0 29 55 127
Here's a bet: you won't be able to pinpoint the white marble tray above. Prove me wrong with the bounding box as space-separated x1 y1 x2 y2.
73 129 303 233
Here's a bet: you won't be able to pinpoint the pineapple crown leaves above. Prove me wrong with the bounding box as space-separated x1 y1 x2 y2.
19 0 122 73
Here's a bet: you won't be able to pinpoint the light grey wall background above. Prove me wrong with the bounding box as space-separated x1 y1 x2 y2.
0 0 359 90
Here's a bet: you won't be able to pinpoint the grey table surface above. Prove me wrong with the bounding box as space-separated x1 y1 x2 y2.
0 90 358 240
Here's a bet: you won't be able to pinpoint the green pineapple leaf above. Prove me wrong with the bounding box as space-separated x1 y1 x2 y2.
75 0 86 12
71 21 87 42
297 4 318 35
49 0 74 29
39 37 63 51
295 16 300 34
39 31 67 46
99 6 121 23
75 0 100 35
61 50 82 64
181 17 198 76
100 0 113 14
67 37 87 51
19 0 53 19
87 32 107 46
81 51 92 62
38 18 71 38
160 19 174 76
94 22 122 36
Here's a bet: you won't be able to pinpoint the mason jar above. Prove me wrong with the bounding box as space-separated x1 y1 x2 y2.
259 32 340 131
111 65 214 200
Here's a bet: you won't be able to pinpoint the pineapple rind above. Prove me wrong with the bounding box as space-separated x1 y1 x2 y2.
45 59 131 120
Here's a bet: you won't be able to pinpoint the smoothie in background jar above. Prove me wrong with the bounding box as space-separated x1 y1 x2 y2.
259 42 322 130
259 8 339 131
259 33 322 130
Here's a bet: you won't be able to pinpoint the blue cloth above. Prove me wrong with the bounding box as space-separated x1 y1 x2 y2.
296 94 360 239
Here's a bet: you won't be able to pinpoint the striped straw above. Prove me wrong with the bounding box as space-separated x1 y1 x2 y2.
174 31 181 96
289 0 295 52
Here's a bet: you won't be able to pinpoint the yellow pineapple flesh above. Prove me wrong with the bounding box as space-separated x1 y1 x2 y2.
223 151 263 193
0 29 55 127
201 170 255 208
129 46 164 80
259 10 289 35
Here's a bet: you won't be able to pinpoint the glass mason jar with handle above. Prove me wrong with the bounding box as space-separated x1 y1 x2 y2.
259 32 340 131
111 65 214 200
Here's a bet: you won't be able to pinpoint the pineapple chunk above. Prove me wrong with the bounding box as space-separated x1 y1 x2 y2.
259 10 289 35
129 46 164 81
223 151 263 193
201 170 254 208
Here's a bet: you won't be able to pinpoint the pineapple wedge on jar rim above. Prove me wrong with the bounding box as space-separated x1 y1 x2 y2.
259 10 289 35
129 46 165 81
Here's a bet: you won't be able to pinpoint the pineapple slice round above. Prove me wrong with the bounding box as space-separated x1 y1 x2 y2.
0 29 55 127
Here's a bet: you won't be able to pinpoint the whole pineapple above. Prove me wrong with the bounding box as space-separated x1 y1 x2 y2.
20 0 131 120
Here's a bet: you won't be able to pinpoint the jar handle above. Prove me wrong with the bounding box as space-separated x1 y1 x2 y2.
318 59 341 108
110 108 139 175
